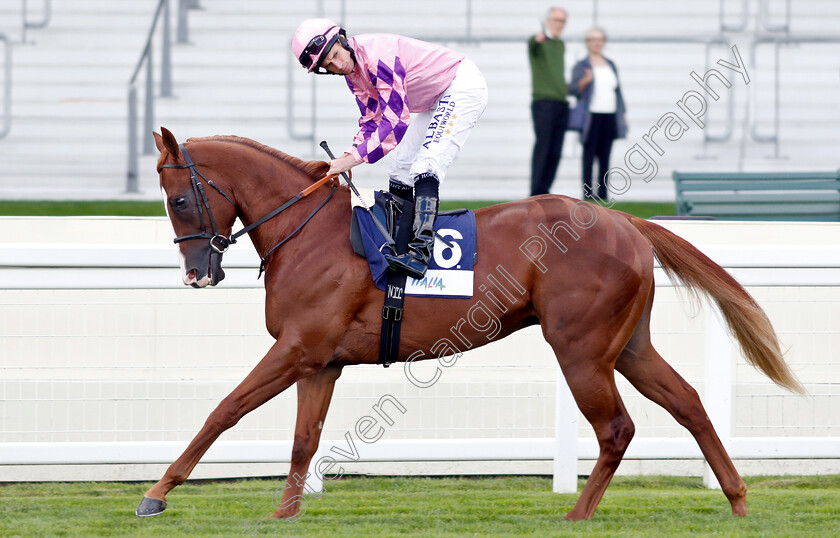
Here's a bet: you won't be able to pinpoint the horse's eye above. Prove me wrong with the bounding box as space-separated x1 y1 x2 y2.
172 197 187 210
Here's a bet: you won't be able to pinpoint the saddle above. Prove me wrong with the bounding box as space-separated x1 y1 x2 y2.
349 189 403 259
350 190 476 292
349 190 476 366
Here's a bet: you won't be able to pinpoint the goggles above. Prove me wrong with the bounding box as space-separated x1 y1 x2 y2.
298 26 336 70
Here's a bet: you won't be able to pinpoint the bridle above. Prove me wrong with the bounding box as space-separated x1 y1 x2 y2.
160 143 338 276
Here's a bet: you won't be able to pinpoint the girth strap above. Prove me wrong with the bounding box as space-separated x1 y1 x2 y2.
378 198 414 366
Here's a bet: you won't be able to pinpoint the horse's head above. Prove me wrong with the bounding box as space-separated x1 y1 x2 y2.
154 127 237 288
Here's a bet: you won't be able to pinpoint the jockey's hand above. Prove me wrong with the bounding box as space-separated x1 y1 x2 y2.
328 153 358 176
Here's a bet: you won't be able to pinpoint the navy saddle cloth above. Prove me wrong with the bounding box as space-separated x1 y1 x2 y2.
350 191 477 298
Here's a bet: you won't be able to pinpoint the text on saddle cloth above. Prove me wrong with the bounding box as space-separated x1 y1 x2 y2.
350 190 477 298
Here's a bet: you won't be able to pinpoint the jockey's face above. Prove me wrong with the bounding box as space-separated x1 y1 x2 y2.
321 42 354 75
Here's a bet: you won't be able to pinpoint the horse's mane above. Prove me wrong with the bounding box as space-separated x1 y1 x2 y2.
187 135 327 178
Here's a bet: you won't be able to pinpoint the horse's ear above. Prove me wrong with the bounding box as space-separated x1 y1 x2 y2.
158 127 180 158
153 132 165 154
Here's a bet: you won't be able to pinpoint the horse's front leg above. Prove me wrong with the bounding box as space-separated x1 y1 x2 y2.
136 335 325 517
269 365 343 520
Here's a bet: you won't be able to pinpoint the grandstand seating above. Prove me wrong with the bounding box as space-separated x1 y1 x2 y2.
674 170 840 221
0 0 838 201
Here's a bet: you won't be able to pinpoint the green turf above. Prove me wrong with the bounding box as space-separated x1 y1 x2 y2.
0 201 167 217
0 200 676 219
439 200 677 220
0 475 837 536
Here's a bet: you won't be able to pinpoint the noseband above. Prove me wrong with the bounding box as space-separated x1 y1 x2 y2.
160 144 338 276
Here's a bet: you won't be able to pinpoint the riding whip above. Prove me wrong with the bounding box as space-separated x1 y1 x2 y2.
320 141 397 251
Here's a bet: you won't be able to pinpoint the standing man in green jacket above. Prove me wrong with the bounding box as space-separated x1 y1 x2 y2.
528 7 569 196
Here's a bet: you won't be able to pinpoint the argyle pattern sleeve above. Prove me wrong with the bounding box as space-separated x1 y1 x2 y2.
346 57 411 164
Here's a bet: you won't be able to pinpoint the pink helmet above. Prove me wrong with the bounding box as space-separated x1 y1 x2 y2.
292 18 344 74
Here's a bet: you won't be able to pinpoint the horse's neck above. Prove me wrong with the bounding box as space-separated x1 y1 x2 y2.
223 155 343 257
238 165 316 208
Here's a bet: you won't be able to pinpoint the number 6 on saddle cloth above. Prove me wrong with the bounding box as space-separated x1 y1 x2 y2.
318 140 475 297
349 189 477 299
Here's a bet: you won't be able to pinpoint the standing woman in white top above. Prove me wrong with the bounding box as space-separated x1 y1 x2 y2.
569 27 627 201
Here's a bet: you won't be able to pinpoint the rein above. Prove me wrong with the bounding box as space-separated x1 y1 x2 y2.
160 143 339 277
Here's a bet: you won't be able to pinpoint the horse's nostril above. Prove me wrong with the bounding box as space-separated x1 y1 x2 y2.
187 269 197 281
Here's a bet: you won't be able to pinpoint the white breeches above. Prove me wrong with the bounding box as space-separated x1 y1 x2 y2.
387 57 488 186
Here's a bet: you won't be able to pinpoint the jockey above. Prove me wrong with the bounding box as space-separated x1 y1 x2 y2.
292 18 489 280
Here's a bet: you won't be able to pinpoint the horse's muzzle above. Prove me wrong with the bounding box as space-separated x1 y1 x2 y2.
182 249 225 288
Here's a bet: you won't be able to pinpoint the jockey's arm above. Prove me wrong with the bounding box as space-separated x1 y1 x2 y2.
328 152 360 176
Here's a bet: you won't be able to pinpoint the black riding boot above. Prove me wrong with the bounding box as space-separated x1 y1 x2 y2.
384 174 439 279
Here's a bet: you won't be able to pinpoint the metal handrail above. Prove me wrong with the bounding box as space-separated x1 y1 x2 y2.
759 0 790 33
748 38 780 157
176 0 200 44
24 0 52 29
748 35 840 159
283 0 336 153
0 34 11 139
701 39 736 147
719 0 748 32
127 0 175 193
20 0 52 44
285 54 317 154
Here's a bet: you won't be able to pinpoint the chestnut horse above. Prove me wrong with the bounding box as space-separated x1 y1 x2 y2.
138 127 803 521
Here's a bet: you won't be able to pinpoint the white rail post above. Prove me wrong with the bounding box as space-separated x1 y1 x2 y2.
305 448 325 494
553 367 578 493
703 303 732 489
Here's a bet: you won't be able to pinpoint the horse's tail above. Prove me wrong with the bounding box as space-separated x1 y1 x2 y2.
628 216 805 394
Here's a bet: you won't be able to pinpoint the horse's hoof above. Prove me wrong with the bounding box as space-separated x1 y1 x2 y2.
136 496 167 517
728 485 747 516
563 509 589 521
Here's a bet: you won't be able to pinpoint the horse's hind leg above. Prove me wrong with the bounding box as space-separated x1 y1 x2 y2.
270 365 343 520
557 360 636 521
539 274 646 519
615 284 747 516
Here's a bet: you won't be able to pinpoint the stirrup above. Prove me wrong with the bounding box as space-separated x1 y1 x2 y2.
384 251 429 280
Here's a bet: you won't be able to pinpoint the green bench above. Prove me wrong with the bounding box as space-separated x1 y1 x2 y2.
673 170 840 221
